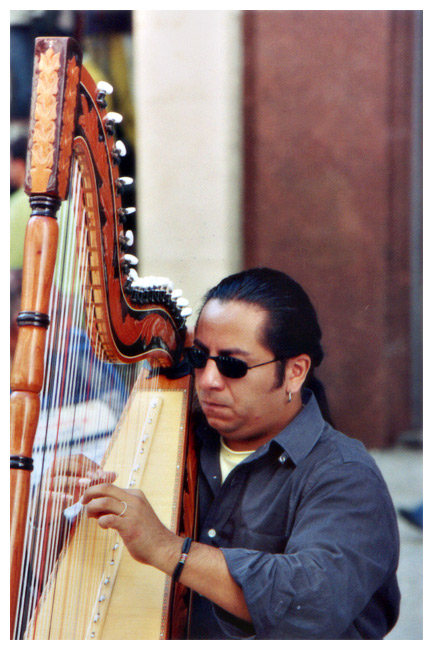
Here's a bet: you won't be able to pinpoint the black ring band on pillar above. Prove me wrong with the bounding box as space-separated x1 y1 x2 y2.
29 195 61 218
17 311 50 328
10 455 34 471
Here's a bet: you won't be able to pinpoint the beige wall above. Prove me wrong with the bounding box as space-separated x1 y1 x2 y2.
132 10 243 318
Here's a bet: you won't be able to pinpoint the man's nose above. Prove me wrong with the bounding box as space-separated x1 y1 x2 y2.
196 358 225 390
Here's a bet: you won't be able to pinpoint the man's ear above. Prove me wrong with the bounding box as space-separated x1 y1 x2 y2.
284 354 311 396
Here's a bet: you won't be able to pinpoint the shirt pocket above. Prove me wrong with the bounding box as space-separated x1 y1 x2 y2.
233 525 287 553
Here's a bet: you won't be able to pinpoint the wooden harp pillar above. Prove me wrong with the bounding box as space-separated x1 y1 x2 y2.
11 37 196 640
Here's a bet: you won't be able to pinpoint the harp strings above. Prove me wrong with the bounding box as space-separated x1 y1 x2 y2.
15 156 146 638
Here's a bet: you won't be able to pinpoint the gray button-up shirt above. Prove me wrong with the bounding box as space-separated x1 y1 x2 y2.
189 390 400 639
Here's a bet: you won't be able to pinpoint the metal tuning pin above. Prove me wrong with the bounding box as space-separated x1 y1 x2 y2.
112 140 127 165
97 81 114 95
123 254 138 266
120 253 138 275
156 277 171 291
104 111 123 136
156 277 172 291
143 276 157 288
118 206 136 224
115 177 134 196
128 268 139 282
96 81 113 107
119 229 134 252
124 230 134 246
123 274 191 319
130 276 150 289
131 276 170 292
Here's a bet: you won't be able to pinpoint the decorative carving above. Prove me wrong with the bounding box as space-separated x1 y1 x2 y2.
78 93 113 223
57 56 80 198
30 48 61 192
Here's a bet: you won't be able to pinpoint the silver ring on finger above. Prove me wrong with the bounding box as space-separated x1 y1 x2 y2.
118 501 128 517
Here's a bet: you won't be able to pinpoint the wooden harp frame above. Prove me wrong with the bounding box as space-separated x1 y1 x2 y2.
10 37 196 639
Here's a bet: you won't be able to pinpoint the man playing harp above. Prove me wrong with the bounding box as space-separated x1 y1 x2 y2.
11 35 399 640
79 268 400 640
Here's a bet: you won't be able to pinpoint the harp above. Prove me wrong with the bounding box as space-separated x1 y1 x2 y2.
10 37 197 640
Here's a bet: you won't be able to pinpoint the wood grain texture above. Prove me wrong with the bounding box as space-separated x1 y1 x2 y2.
26 375 191 639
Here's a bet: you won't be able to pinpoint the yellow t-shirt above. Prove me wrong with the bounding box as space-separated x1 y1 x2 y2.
219 438 255 483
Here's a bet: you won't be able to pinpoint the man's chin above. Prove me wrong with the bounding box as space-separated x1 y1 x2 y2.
203 413 238 436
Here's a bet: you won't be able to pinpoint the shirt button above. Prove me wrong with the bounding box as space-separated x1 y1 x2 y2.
207 528 217 538
279 453 287 464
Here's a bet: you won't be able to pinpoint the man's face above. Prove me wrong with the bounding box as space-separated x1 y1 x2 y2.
193 299 291 451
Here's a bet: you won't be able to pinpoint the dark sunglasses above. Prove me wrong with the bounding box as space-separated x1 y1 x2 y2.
185 347 281 379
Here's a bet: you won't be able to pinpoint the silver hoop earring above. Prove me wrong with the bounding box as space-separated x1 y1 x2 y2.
288 391 292 403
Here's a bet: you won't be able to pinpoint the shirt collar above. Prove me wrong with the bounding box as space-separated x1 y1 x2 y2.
195 389 326 466
269 389 326 465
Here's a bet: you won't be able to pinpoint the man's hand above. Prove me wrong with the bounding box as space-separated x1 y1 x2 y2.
81 483 181 570
44 454 116 500
34 454 117 528
81 482 252 623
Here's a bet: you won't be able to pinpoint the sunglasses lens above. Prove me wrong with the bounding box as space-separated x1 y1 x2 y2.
185 348 248 378
186 348 207 369
216 356 248 379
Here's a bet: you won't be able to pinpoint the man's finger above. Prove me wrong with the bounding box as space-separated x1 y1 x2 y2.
81 482 127 505
84 495 128 519
86 470 117 484
48 475 88 493
96 513 122 530
49 454 101 477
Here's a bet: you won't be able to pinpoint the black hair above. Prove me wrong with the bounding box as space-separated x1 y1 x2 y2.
199 267 334 426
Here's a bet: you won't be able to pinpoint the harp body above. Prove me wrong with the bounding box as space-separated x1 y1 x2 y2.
11 37 196 639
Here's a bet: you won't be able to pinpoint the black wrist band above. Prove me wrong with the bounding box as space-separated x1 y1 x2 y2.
172 536 192 583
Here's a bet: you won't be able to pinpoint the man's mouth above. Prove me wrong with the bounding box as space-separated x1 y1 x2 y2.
201 399 230 413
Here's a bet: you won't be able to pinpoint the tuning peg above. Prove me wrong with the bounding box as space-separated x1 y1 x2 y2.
124 230 134 246
105 112 123 124
112 140 127 165
120 253 138 275
118 206 136 223
131 276 156 289
156 277 172 290
116 177 134 196
139 276 154 287
130 276 146 288
96 81 113 107
115 140 126 155
104 112 123 136
124 274 191 317
129 276 142 287
97 81 113 95
139 276 171 291
123 254 138 266
119 229 134 252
